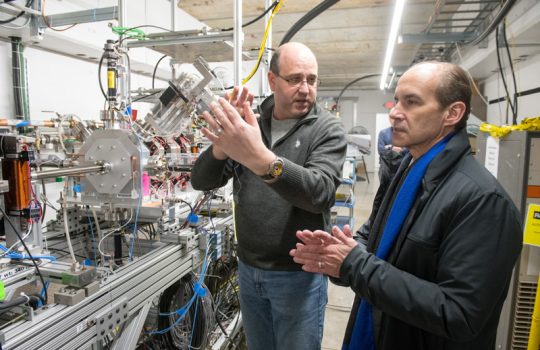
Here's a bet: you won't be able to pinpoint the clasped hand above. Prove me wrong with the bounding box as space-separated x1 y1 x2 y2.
290 225 358 278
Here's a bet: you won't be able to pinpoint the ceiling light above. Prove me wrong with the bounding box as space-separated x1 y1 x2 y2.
379 0 406 90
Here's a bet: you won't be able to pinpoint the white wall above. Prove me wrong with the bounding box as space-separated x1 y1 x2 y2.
484 55 540 125
0 0 258 122
0 40 163 121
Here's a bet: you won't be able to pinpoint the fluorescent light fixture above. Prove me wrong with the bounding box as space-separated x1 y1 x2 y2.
379 0 406 90
388 71 397 89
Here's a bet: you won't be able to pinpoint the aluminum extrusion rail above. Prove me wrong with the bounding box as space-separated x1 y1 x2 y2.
0 242 202 349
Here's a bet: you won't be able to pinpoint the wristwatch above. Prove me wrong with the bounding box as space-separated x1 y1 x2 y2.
260 157 284 181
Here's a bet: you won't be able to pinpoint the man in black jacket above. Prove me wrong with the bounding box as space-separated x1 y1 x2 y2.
290 61 522 350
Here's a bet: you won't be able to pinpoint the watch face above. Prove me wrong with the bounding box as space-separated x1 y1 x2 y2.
271 161 283 177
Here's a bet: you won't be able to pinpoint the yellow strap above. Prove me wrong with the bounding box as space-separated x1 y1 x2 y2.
480 117 540 138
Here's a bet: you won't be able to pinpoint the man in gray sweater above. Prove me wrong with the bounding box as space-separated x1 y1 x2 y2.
191 42 347 350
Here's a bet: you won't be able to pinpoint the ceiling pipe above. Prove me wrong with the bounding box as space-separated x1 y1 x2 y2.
279 0 340 45
465 0 517 46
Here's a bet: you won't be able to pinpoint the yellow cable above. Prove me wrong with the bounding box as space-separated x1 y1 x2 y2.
480 117 540 138
242 0 284 85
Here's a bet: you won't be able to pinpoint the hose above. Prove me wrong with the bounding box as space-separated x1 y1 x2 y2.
279 0 340 45
336 74 381 109
465 0 517 46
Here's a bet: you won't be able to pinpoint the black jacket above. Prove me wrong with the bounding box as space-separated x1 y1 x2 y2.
339 129 522 349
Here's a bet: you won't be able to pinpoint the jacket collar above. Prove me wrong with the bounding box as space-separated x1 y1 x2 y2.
422 128 471 192
258 94 322 146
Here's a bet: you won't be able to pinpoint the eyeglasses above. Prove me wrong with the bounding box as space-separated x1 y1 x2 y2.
276 74 321 88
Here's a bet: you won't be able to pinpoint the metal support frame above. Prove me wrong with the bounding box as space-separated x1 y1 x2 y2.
37 6 118 29
211 313 243 350
260 0 273 97
0 242 202 349
111 301 152 350
400 32 476 44
233 0 243 86
126 32 234 49
171 0 178 30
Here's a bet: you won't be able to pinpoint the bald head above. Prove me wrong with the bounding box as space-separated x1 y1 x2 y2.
406 61 472 129
268 42 319 119
269 42 318 75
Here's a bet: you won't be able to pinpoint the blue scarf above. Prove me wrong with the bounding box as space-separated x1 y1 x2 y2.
343 133 454 350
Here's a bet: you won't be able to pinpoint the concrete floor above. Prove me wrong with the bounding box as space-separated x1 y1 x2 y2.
322 172 378 350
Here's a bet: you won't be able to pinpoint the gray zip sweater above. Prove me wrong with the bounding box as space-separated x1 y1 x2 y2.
191 95 347 270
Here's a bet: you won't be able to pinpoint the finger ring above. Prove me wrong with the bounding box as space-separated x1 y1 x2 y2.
215 128 223 136
318 261 323 269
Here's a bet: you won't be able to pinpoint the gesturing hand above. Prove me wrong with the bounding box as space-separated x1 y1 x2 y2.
225 86 255 117
290 225 358 278
200 98 274 175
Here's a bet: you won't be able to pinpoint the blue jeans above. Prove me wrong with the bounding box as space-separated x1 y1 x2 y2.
237 259 328 350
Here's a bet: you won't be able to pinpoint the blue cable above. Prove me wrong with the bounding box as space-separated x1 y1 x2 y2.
8 253 56 261
148 235 215 335
40 281 50 304
86 209 98 265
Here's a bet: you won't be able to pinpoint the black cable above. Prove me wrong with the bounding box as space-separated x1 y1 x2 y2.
11 37 23 118
465 0 517 46
0 295 39 315
336 74 381 109
221 1 279 32
132 90 160 102
0 207 48 304
0 0 33 25
495 26 513 124
47 248 86 259
501 21 518 124
152 55 168 89
179 199 194 214
179 199 195 229
98 52 107 100
280 0 339 45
